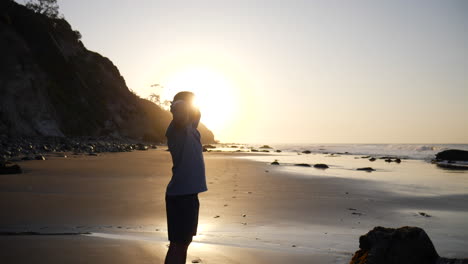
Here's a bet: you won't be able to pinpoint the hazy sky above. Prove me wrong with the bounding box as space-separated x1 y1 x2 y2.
23 0 468 143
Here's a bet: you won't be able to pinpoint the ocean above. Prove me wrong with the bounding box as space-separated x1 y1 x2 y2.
219 143 468 160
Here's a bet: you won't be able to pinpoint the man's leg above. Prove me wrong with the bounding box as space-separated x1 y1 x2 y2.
165 242 190 264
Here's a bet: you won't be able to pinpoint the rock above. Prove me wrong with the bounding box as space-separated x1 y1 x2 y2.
203 144 216 149
313 163 329 169
357 167 375 172
419 212 431 217
271 160 280 165
369 157 376 162
275 150 282 153
294 163 311 167
385 159 393 163
35 155 46 160
136 144 148 150
349 226 468 264
260 145 272 149
0 161 22 174
192 258 202 263
302 150 312 154
395 158 402 163
435 149 468 162
260 150 270 153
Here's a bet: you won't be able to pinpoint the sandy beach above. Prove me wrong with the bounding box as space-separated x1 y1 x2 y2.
1 149 467 263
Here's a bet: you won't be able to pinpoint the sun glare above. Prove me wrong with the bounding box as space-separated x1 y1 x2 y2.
161 67 238 136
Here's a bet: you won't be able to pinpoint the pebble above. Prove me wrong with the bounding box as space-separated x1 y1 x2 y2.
35 155 46 160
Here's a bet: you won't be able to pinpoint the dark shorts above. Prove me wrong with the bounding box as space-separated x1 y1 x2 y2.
165 193 199 243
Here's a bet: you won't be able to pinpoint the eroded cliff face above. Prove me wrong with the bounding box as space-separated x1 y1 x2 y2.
0 1 215 143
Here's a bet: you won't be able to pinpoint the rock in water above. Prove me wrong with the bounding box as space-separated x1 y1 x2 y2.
313 163 329 169
294 163 311 167
357 167 375 172
435 150 468 162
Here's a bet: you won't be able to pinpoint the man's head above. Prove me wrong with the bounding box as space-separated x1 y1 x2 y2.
173 91 195 105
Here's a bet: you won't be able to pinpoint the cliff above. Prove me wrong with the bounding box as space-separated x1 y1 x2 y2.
0 1 215 143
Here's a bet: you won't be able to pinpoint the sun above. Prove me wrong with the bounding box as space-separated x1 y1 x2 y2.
161 67 238 136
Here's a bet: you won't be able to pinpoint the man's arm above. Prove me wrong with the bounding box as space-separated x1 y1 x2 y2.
171 101 190 129
192 108 201 128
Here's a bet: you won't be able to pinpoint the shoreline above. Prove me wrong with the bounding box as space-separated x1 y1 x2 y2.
1 150 467 263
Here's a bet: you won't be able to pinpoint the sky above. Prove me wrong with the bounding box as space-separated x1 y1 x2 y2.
20 0 468 143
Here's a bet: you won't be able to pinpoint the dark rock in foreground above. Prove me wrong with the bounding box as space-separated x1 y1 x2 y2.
0 161 22 174
302 150 312 154
435 150 468 162
271 160 280 165
313 163 329 169
350 226 467 264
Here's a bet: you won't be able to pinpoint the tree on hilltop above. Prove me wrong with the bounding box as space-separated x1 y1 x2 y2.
148 84 171 110
25 0 60 19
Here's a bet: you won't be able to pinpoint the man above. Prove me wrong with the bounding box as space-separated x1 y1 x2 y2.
164 91 208 264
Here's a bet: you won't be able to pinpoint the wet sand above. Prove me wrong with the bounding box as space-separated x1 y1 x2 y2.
1 150 467 263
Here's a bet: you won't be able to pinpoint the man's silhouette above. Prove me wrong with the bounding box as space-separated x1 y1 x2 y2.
164 91 208 264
